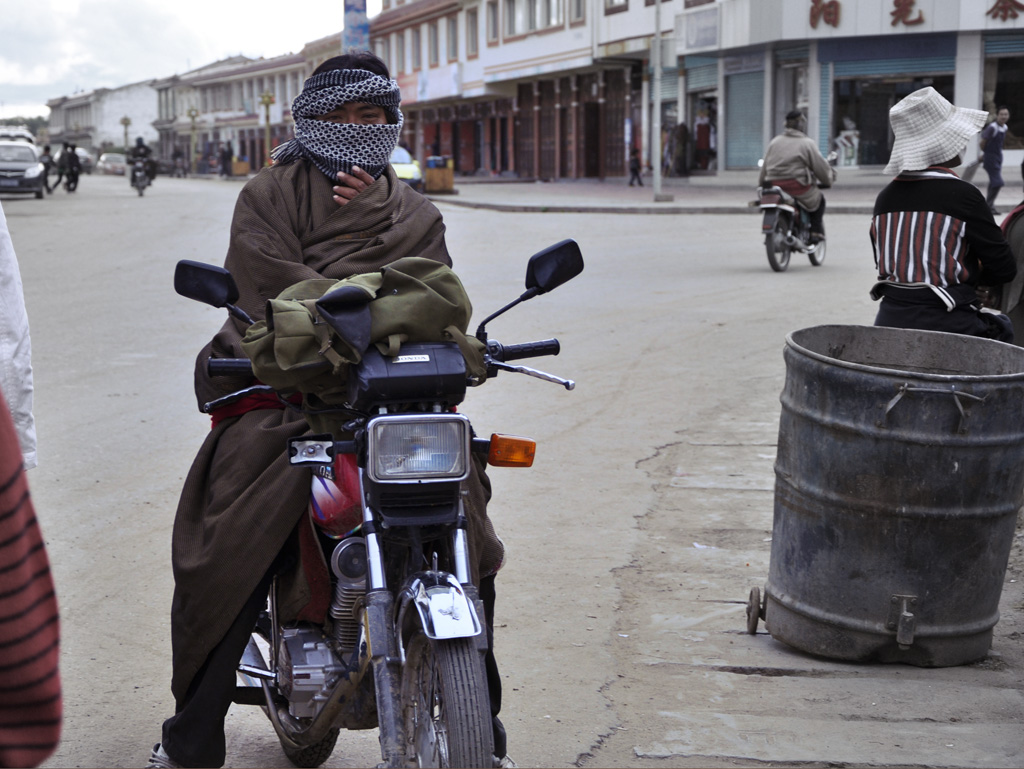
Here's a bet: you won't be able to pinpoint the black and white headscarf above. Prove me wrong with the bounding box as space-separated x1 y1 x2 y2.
272 69 403 182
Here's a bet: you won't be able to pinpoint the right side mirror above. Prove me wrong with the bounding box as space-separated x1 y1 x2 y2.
525 240 584 295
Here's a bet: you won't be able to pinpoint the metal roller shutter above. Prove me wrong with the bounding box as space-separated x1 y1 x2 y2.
725 70 764 169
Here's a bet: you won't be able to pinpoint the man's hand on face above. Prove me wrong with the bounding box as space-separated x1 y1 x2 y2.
333 166 376 206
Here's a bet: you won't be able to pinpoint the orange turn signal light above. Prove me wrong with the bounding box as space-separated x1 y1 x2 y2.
487 434 536 467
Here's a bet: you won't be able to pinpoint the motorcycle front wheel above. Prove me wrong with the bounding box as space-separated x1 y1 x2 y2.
401 633 493 768
765 216 791 272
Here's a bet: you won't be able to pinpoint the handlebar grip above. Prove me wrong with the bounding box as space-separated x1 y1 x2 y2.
208 358 253 377
495 339 560 362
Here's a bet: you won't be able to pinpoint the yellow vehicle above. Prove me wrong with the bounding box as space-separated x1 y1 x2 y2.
389 146 423 192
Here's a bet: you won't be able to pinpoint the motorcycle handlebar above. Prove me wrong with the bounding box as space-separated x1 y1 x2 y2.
489 338 560 362
208 358 253 377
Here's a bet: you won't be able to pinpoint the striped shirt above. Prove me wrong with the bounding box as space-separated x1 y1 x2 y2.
870 167 1016 309
0 389 60 768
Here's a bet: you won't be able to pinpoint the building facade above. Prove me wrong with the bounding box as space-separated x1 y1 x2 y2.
47 80 160 155
370 0 1024 177
43 0 1024 178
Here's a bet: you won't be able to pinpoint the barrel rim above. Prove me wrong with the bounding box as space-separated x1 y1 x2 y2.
786 324 1024 383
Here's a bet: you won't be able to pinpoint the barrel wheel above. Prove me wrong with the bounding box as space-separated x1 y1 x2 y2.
746 586 762 635
765 219 791 272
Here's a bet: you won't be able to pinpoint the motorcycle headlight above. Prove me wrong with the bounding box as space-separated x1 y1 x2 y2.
367 414 470 483
24 163 43 179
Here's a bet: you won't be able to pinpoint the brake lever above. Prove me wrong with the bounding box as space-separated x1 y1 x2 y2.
490 360 575 390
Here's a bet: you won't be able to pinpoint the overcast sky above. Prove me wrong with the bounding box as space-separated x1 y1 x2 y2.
0 0 382 119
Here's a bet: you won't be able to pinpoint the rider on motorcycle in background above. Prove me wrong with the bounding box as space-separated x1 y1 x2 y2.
128 136 156 185
758 109 834 243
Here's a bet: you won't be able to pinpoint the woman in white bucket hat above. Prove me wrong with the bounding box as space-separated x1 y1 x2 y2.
869 87 1018 341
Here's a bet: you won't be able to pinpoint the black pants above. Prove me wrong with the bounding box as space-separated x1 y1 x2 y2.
162 568 506 767
628 168 643 186
807 197 825 235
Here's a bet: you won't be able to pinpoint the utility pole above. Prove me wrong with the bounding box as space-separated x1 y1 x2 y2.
187 107 199 177
652 0 673 202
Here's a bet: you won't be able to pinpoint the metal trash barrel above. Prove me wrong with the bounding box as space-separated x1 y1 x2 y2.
763 324 1024 667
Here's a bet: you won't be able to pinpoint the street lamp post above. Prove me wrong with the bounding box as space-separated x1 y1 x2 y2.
187 107 199 177
652 0 673 202
120 115 131 153
259 91 275 168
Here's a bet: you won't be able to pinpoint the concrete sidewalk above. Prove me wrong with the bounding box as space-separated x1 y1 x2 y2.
428 165 1024 215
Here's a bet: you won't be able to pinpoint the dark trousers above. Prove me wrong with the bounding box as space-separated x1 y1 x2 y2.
628 168 643 186
162 568 505 767
807 197 825 235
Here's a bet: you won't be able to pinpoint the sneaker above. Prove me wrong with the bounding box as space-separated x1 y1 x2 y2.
147 744 181 769
807 231 825 244
494 756 518 768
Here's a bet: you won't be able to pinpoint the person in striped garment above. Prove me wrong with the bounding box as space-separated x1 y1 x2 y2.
870 87 1017 341
0 394 60 766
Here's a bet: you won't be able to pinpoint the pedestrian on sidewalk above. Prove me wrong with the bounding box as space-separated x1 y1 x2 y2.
981 105 1010 214
38 144 54 194
628 147 643 187
870 87 1016 341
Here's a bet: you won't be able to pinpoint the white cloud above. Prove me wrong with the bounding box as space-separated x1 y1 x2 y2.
0 0 380 118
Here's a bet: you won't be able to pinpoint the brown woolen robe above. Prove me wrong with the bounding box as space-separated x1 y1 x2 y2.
170 161 504 702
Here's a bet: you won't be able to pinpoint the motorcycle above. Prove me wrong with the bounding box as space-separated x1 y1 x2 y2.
756 151 836 272
172 240 584 768
755 185 826 272
131 157 150 196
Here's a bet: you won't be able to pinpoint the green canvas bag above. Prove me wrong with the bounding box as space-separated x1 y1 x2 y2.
240 257 486 399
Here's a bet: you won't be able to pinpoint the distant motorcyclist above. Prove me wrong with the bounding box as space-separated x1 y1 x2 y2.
128 137 156 184
759 109 834 242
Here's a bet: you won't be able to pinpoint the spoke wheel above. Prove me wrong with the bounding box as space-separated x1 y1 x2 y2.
808 237 826 266
401 633 493 768
765 218 791 272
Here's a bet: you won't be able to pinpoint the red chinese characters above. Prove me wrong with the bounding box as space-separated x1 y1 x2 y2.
891 0 924 25
987 0 1024 21
810 0 840 28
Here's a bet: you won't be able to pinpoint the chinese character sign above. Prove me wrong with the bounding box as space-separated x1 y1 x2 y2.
987 0 1024 21
891 0 924 26
810 0 841 28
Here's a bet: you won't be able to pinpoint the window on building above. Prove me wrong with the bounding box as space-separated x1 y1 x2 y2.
396 31 406 73
412 27 422 70
570 0 584 22
531 0 562 29
504 0 527 35
376 37 392 71
428 21 439 67
447 16 458 61
467 8 479 56
487 0 499 41
605 0 627 14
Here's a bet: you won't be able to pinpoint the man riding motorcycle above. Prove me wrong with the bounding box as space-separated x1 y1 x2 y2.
147 52 512 769
128 136 156 185
758 109 833 243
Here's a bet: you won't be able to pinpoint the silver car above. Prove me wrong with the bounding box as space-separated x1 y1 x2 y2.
0 141 45 199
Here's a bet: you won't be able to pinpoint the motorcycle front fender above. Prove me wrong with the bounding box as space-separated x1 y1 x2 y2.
399 572 482 640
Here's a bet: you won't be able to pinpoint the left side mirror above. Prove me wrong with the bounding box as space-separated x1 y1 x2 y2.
174 260 240 309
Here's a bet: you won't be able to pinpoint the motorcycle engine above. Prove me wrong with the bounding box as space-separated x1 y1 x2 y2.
277 626 343 719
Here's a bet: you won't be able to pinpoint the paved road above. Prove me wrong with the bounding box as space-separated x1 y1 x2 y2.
3 173 1021 768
